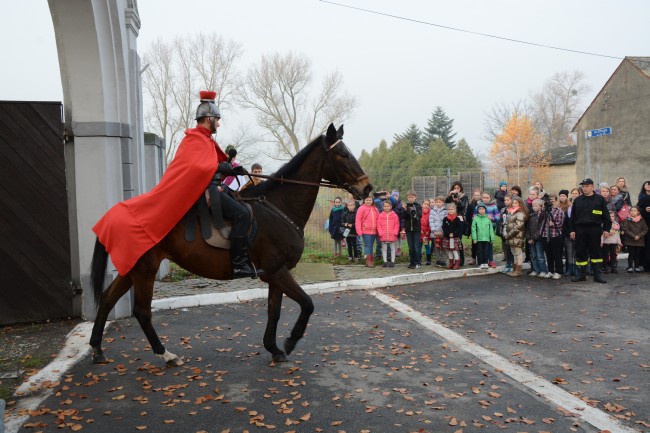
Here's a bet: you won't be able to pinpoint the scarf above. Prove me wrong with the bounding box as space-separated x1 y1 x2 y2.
332 205 344 212
507 205 520 215
631 215 642 223
447 213 458 222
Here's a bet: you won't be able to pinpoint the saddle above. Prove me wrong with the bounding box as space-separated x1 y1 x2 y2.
184 188 255 249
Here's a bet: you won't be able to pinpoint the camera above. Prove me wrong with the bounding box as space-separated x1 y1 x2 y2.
451 193 459 199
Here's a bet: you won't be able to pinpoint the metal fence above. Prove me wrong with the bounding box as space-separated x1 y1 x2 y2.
302 167 581 256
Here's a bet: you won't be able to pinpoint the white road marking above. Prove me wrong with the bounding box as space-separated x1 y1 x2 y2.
4 322 95 433
371 290 636 433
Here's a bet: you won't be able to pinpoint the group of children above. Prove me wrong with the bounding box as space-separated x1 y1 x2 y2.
329 180 649 274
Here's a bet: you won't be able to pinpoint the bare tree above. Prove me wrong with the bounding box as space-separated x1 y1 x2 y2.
237 52 357 160
142 32 244 162
482 99 531 143
529 70 590 149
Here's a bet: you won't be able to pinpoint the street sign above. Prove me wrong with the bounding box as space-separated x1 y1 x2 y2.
585 127 612 138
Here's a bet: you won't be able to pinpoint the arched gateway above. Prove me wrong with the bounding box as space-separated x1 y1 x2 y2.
49 0 144 319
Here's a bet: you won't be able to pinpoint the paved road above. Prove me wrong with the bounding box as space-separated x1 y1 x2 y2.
15 272 649 433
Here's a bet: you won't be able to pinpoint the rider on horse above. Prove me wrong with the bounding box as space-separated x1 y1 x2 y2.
92 91 263 279
195 92 264 279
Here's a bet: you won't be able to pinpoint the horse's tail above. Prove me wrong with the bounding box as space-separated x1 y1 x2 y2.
90 237 109 308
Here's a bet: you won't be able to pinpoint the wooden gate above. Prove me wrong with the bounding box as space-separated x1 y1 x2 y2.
0 101 73 325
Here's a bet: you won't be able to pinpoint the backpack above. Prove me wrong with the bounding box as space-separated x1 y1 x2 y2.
617 204 631 222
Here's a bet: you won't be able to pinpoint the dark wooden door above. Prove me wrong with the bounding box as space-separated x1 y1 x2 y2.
0 101 73 325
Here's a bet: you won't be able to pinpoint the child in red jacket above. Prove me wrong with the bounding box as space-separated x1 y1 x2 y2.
377 200 400 267
421 199 432 265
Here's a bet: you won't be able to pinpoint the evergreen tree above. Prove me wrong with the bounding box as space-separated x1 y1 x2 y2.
393 124 425 153
423 106 457 149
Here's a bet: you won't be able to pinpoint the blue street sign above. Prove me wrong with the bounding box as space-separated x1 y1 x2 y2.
585 127 612 138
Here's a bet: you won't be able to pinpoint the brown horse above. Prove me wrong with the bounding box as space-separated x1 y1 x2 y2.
89 124 373 366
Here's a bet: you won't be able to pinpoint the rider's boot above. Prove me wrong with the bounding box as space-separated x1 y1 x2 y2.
232 236 264 279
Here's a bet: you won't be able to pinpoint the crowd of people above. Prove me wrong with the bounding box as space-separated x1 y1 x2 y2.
328 177 650 281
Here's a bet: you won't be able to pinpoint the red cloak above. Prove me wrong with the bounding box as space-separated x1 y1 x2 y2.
93 126 227 276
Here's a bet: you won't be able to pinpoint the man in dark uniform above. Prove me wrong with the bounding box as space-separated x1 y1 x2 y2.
569 178 612 283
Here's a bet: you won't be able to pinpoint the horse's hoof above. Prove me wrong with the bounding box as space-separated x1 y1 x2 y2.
92 352 108 364
284 339 297 356
272 352 289 363
166 356 185 367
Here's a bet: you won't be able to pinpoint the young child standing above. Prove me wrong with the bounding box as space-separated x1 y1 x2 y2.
429 196 448 267
601 211 622 273
527 199 549 277
421 199 432 265
442 202 463 269
377 200 400 267
622 206 648 272
478 191 500 268
505 196 528 277
355 195 379 267
401 190 422 269
341 200 360 261
499 194 514 273
539 195 565 279
328 196 345 258
471 203 495 269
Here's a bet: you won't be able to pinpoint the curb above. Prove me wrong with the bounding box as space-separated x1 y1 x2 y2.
152 266 502 311
4 322 95 433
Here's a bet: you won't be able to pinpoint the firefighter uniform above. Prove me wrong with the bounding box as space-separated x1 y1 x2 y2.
569 179 612 283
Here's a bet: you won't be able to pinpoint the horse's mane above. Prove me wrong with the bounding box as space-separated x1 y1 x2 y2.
243 135 323 196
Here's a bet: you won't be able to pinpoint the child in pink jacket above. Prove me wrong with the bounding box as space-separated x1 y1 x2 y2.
377 200 400 267
355 195 380 267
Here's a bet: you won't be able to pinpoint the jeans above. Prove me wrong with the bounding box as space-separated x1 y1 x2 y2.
405 231 422 265
530 240 548 274
476 241 490 265
542 236 563 274
362 234 376 256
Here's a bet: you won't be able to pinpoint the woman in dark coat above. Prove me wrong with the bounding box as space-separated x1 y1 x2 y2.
328 196 345 257
638 181 650 271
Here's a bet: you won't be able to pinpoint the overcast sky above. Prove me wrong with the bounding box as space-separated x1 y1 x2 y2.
1 0 648 165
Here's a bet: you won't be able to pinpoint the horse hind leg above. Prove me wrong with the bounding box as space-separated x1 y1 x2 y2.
131 272 184 367
90 275 133 364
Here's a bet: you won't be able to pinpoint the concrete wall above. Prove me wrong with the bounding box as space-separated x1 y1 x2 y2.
574 59 650 203
50 0 142 319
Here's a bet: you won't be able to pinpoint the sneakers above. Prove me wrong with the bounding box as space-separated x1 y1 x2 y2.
415 264 421 269
408 264 415 269
388 261 395 268
382 262 388 268
627 268 634 273
552 272 561 280
479 263 488 269
540 272 552 278
488 261 496 268
634 267 643 272
529 271 539 277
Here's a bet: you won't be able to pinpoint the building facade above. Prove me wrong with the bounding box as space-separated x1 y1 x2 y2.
573 57 650 201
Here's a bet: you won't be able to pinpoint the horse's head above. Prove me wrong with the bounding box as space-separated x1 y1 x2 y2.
322 124 373 200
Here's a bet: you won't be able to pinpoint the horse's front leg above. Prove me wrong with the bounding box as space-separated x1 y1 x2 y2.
264 277 289 362
268 267 314 358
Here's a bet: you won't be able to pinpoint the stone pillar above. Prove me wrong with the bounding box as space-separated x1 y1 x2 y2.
144 132 169 279
49 0 143 320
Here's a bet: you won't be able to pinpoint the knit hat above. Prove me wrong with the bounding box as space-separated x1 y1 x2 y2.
499 180 507 187
559 189 569 197
476 203 487 211
391 190 399 197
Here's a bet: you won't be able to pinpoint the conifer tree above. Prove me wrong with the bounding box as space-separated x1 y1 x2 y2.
423 106 457 149
393 124 425 153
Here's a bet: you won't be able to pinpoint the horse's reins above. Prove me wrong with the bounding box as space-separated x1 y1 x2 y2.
237 139 369 190
236 138 369 235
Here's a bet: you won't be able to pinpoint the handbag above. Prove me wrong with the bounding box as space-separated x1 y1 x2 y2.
341 227 350 237
617 204 630 222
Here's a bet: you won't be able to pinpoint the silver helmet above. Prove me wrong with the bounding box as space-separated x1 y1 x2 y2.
195 90 221 120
